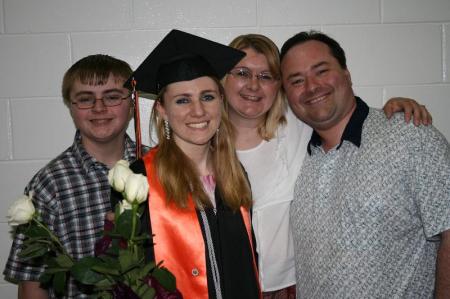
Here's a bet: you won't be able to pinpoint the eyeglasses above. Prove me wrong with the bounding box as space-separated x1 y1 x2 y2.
228 67 278 85
71 92 131 109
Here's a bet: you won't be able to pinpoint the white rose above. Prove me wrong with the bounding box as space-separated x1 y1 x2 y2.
108 160 133 192
118 200 133 214
7 193 35 226
124 173 149 204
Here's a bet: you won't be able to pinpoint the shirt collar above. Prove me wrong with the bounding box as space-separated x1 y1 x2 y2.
73 130 137 173
307 97 369 155
123 134 137 161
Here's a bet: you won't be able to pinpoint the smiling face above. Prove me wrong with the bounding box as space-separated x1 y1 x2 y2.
69 74 132 148
223 48 280 125
157 76 222 153
281 40 355 131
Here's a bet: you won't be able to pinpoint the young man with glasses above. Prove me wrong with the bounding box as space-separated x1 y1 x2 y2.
4 54 138 298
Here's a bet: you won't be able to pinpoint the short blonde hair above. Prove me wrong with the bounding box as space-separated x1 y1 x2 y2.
225 34 287 140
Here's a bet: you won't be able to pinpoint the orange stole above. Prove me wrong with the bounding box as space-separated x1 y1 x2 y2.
143 150 207 298
143 149 260 298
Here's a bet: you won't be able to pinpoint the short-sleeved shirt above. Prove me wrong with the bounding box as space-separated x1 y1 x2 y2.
291 98 450 298
3 131 136 298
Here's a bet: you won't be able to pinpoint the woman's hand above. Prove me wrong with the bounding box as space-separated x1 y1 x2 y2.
383 97 432 126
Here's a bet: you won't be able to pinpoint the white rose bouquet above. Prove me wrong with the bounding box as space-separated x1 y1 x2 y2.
7 192 75 296
8 160 181 299
7 193 35 226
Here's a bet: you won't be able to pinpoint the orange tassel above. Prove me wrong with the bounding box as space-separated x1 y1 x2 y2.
132 78 142 159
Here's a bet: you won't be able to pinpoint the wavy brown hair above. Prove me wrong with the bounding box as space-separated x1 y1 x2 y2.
150 77 252 211
224 34 287 140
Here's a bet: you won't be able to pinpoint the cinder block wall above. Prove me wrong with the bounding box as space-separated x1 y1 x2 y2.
1 0 449 296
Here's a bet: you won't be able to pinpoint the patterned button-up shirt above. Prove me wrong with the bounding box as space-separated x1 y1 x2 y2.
291 98 450 298
3 131 136 298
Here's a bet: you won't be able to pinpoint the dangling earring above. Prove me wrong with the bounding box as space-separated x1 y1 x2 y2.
164 119 171 140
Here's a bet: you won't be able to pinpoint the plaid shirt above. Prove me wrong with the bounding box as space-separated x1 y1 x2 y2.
3 131 136 298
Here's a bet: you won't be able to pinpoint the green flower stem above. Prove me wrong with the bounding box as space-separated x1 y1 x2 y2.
130 203 139 259
32 217 73 262
130 235 149 242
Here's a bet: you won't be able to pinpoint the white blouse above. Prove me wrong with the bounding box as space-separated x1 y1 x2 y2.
237 107 312 291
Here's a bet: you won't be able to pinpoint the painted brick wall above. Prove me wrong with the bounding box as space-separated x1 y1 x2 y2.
1 0 449 296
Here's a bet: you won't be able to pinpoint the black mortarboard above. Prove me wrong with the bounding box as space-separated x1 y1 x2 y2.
125 29 246 95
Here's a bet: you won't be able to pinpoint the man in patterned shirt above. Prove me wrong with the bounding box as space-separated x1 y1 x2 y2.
280 31 450 298
4 54 137 298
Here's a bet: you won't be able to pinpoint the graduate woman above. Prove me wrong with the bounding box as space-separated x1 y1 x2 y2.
112 30 261 299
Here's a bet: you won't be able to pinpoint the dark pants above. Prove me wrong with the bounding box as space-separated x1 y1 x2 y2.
262 285 296 299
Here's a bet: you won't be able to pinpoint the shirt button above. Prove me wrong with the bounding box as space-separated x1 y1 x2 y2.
192 268 199 276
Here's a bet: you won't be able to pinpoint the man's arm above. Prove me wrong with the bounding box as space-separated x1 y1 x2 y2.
435 229 450 299
18 281 48 299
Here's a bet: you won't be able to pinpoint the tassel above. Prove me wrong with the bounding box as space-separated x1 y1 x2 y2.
132 78 142 160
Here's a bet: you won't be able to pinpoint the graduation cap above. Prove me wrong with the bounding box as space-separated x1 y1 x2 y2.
125 29 246 95
128 29 245 159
